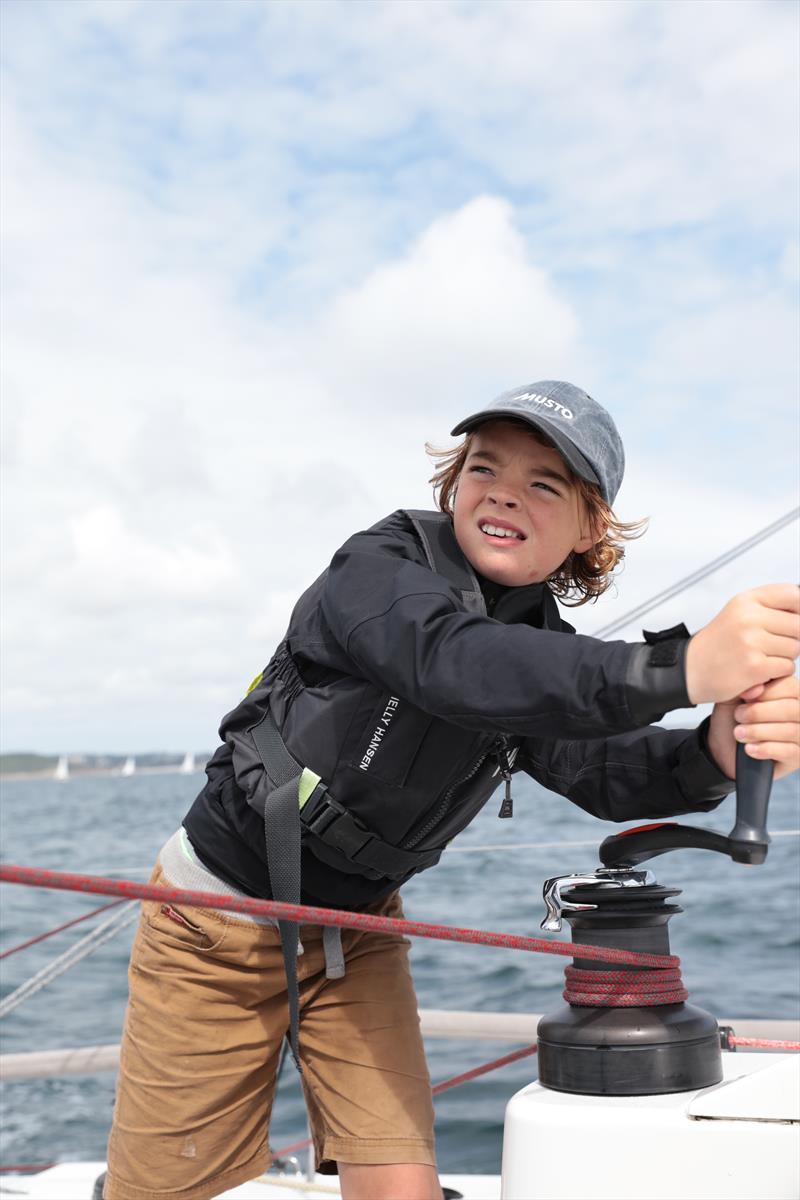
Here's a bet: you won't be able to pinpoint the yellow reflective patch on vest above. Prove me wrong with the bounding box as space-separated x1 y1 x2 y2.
246 671 264 696
299 767 322 808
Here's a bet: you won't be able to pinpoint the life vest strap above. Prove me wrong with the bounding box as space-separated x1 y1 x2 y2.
300 785 442 881
247 512 483 1068
403 510 487 615
248 710 442 1069
251 712 304 1070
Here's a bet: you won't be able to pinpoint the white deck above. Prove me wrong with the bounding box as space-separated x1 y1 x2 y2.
0 1163 501 1200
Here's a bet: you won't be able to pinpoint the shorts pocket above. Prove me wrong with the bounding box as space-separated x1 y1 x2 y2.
143 900 229 953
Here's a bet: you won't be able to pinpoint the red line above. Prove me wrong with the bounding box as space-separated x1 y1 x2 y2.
431 1043 538 1095
729 1036 800 1050
271 1044 540 1159
0 864 678 969
270 1136 313 1158
0 900 125 959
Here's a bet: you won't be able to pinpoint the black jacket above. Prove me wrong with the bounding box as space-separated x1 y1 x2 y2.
184 510 733 908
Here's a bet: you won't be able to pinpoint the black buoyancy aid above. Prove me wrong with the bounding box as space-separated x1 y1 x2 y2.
242 510 560 1066
247 513 490 854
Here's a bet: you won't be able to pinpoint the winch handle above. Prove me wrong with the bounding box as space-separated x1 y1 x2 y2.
599 746 773 868
727 743 773 863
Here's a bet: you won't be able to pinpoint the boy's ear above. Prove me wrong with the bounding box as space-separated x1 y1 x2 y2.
573 532 595 555
573 514 608 555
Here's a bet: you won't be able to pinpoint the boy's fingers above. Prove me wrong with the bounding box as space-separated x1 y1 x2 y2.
744 742 799 774
763 657 799 682
685 586 800 705
762 609 800 637
760 633 800 660
735 676 800 711
756 675 800 698
734 699 800 725
738 684 765 702
752 583 800 613
735 722 799 744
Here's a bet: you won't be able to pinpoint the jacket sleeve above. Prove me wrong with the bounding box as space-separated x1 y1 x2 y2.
320 514 695 741
517 719 735 822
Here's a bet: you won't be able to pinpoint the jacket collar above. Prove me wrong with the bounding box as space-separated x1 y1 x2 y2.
405 509 562 630
476 574 561 629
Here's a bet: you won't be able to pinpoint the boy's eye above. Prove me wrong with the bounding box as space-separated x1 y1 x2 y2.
532 481 559 495
468 464 493 475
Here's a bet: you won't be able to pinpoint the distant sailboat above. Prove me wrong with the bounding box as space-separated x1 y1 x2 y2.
120 756 136 776
179 752 196 774
54 755 70 781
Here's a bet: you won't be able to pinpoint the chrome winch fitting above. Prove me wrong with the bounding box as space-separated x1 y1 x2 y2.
540 867 655 932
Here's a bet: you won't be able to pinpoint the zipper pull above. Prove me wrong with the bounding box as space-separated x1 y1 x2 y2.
497 775 513 819
496 738 514 819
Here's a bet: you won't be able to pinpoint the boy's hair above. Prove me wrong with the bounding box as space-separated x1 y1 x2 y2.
427 424 647 606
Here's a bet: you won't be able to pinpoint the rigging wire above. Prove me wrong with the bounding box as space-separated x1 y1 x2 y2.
591 506 799 639
0 902 138 1019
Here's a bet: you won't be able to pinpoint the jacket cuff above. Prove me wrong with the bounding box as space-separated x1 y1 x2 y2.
625 625 693 725
674 718 736 810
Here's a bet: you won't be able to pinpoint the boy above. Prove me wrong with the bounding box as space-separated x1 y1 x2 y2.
106 381 800 1200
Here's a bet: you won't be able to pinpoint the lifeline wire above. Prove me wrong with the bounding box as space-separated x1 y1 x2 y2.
76 829 800 879
592 506 799 638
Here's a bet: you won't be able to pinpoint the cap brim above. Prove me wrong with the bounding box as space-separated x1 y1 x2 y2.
450 410 600 489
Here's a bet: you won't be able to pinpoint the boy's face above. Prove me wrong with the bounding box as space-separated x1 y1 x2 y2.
452 421 596 588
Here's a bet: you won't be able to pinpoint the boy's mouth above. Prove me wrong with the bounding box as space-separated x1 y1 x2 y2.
478 521 526 542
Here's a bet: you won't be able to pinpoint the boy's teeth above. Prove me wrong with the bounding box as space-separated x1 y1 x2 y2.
481 524 520 539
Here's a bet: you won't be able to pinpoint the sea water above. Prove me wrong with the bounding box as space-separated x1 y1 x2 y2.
1 769 798 1174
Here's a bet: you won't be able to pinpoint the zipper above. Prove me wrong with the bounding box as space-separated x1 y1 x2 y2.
495 736 514 819
402 751 489 849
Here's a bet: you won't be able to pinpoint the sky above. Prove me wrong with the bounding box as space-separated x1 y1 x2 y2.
1 0 798 755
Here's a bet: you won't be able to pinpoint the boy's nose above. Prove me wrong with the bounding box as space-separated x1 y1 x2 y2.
488 487 521 509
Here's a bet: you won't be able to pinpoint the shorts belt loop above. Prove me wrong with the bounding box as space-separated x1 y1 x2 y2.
323 925 345 980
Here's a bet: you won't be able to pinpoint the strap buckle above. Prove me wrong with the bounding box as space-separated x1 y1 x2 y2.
300 779 442 881
302 785 366 842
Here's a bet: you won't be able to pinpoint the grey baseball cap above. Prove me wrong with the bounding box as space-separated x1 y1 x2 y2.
451 380 625 505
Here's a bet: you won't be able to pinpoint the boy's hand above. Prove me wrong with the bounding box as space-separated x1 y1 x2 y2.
685 584 800 705
706 675 800 781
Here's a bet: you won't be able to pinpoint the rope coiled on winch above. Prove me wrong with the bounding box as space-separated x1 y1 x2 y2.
563 964 688 1007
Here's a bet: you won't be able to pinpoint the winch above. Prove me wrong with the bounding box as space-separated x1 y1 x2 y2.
535 746 773 1096
536 868 720 1095
501 749 800 1200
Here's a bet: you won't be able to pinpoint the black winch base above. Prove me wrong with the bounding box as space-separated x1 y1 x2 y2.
537 881 723 1096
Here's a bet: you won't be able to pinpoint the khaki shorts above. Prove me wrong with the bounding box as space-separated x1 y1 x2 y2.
105 865 435 1200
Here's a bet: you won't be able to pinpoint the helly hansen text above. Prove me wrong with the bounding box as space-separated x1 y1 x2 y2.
359 697 400 771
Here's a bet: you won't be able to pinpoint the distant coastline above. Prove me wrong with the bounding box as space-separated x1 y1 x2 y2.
0 752 211 781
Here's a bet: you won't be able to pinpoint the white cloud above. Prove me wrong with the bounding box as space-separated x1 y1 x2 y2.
1 110 585 747
65 506 238 606
1 0 797 752
319 197 578 408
